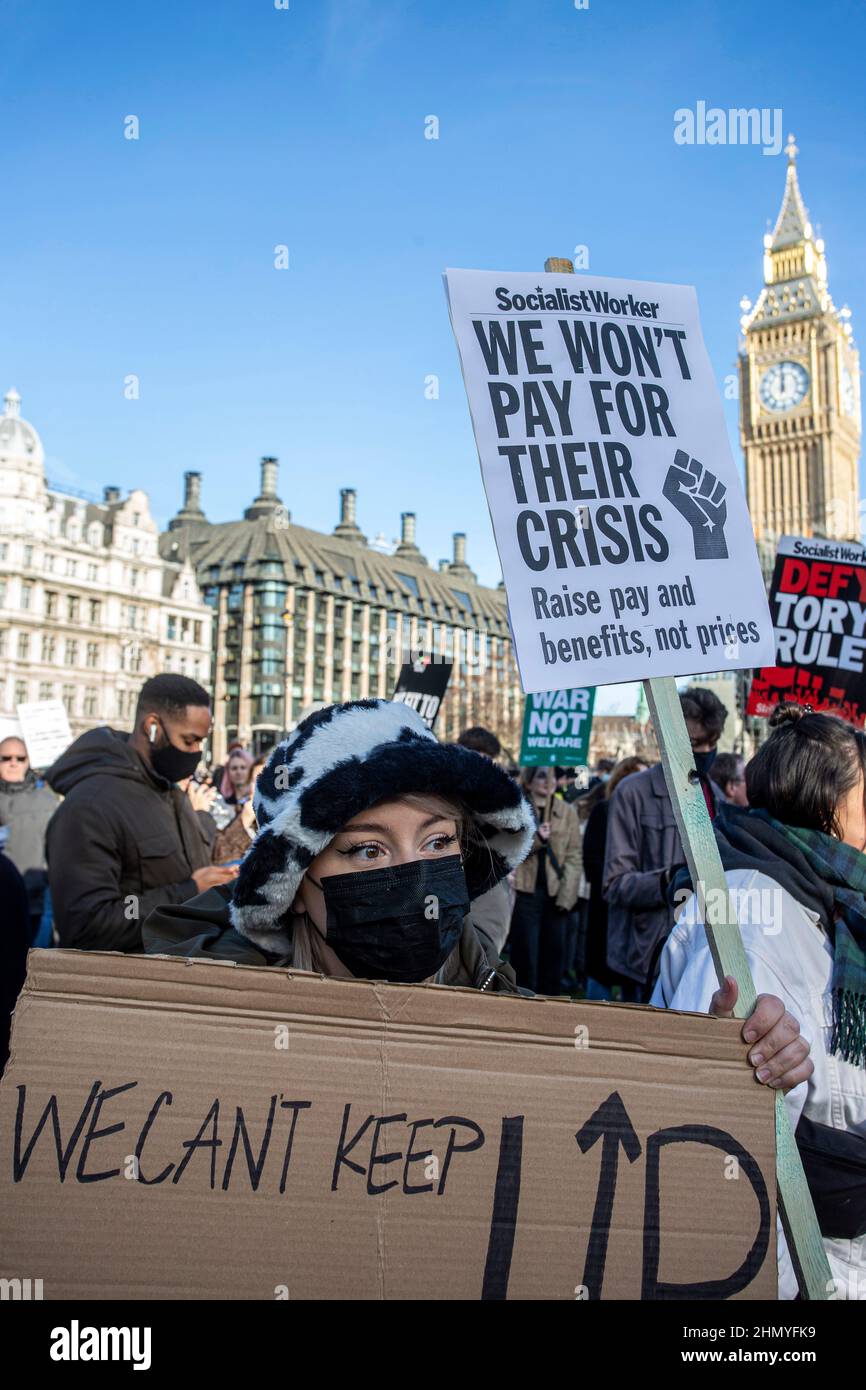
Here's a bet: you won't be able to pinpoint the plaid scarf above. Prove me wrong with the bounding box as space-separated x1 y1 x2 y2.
714 806 866 1067
766 815 866 1067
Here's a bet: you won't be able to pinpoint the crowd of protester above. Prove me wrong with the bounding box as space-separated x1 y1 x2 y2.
1 673 864 1295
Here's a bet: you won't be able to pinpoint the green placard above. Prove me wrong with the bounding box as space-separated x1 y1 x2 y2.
519 687 596 767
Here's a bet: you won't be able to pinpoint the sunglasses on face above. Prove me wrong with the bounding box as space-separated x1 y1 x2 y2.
0 754 27 763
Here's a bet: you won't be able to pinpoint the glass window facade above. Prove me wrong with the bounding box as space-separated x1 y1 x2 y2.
201 552 521 751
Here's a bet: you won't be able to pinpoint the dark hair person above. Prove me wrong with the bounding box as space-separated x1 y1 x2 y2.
582 757 650 1000
45 672 235 951
653 704 866 1299
709 751 748 808
457 726 502 759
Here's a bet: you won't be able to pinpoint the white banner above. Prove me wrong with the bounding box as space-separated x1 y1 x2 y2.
444 269 774 693
16 699 72 769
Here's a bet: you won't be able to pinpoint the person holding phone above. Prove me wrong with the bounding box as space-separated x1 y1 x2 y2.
46 674 237 952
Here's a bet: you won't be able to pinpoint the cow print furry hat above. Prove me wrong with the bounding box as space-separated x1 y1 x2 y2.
230 698 535 954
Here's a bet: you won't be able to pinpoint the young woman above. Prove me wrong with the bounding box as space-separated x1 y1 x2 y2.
222 748 254 807
142 700 810 1099
143 699 536 991
211 753 269 866
508 765 583 995
653 704 866 1298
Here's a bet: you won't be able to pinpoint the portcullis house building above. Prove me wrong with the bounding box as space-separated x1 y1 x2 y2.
161 459 525 761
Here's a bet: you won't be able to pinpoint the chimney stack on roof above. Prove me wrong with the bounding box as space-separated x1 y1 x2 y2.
168 469 207 531
245 456 286 521
447 530 476 582
333 486 367 545
184 471 202 511
394 510 427 565
103 485 121 505
260 456 278 497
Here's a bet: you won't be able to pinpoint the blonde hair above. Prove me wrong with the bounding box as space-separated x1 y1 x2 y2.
291 913 316 972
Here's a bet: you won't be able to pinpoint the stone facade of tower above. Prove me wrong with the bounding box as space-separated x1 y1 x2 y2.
738 138 861 547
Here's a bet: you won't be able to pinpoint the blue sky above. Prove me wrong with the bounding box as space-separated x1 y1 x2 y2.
3 0 865 708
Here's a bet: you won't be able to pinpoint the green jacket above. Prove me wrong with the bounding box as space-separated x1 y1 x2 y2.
142 884 525 995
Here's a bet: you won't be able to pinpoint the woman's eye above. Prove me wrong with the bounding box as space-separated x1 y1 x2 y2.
345 842 384 861
425 833 457 853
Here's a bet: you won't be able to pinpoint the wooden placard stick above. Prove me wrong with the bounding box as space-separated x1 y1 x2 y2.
645 675 831 1300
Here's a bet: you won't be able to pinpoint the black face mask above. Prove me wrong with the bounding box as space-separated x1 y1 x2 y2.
692 748 718 777
149 723 202 784
309 854 470 984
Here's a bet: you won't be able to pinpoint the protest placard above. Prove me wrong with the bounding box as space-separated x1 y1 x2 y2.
747 535 866 725
443 260 829 1299
519 687 595 767
15 698 72 769
443 269 774 693
392 658 452 729
0 950 777 1300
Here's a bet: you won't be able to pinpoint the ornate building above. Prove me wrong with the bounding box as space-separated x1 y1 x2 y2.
739 136 861 548
0 389 213 748
161 460 525 761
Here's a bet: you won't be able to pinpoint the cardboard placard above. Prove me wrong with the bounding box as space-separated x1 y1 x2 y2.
747 535 866 726
15 699 72 770
443 269 774 693
392 659 452 729
0 950 777 1300
519 687 596 767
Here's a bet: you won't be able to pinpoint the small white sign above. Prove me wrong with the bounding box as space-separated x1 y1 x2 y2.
16 699 73 769
444 268 774 693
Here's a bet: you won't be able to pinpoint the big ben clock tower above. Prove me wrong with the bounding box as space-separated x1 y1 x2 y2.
738 136 861 547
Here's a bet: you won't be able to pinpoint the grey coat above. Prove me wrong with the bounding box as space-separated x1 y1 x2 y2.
602 763 719 987
0 773 58 914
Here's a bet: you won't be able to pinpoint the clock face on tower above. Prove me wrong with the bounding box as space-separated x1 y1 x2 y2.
759 360 810 412
841 366 857 418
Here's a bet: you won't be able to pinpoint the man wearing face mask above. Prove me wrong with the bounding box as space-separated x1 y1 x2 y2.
603 686 727 1001
45 674 237 952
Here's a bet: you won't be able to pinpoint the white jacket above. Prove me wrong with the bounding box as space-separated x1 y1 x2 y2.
651 867 866 1300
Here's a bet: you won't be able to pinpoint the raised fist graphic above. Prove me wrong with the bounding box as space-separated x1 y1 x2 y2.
662 449 729 560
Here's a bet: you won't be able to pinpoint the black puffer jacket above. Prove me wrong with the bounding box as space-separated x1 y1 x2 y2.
46 728 211 952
